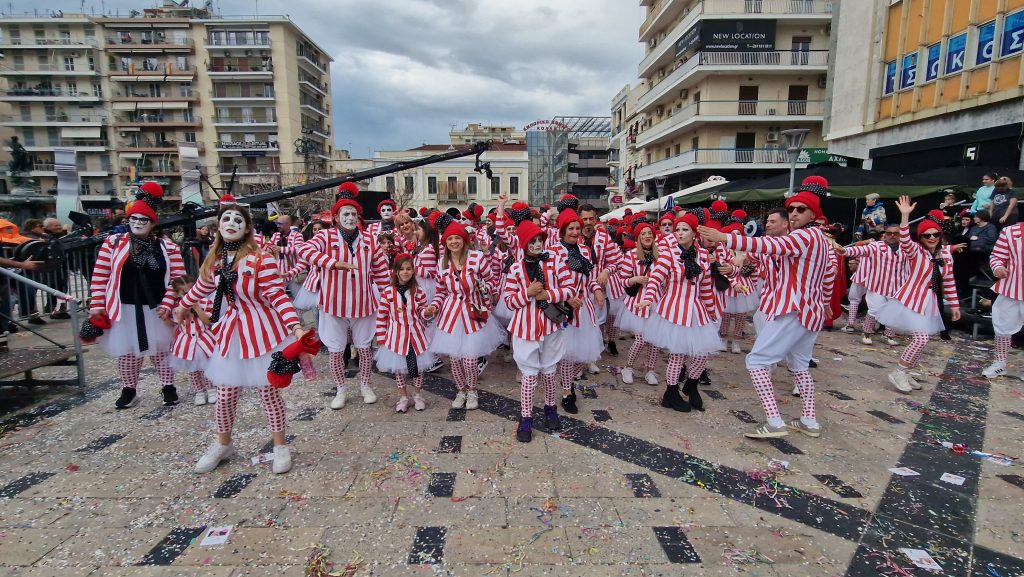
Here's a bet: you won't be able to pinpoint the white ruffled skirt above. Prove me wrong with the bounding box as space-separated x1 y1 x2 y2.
609 296 626 318
375 346 437 375
205 334 295 389
169 352 208 373
561 320 605 363
493 297 513 325
643 312 724 356
874 294 945 335
98 304 174 358
292 288 319 311
724 292 760 314
615 306 650 335
429 316 506 359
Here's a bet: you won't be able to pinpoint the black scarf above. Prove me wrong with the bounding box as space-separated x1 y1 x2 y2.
396 284 419 378
339 227 359 253
561 241 594 276
678 244 701 280
128 234 162 352
210 240 243 324
381 220 394 232
524 252 551 310
930 248 946 302
639 248 654 270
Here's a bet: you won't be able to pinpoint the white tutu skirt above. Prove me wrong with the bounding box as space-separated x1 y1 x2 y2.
98 304 174 358
417 276 437 303
615 306 650 335
292 288 319 311
429 316 506 359
205 334 295 389
609 296 626 318
643 312 724 356
724 292 759 314
169 352 208 373
493 298 513 325
561 320 605 363
375 346 437 375
874 295 945 335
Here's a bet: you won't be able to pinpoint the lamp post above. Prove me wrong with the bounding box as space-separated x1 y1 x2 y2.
655 177 667 216
781 128 810 197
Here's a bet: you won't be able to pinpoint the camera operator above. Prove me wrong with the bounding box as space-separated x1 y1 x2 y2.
43 218 70 319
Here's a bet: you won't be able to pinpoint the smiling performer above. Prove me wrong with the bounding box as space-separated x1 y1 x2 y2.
176 195 306 475
297 182 390 411
89 182 186 409
698 178 834 440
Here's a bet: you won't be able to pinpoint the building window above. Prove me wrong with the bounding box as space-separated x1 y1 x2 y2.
923 42 942 83
976 20 996 65
47 128 60 146
80 182 90 195
945 33 967 75
404 176 414 193
176 56 189 71
185 132 197 143
664 147 671 159
899 53 917 90
491 176 500 197
1001 10 1024 58
468 176 477 197
882 60 897 95
427 176 437 196
510 176 520 196
22 131 34 146
92 82 102 97
63 57 75 71
386 176 396 193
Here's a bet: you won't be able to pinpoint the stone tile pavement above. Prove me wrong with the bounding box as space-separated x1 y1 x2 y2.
0 325 1023 577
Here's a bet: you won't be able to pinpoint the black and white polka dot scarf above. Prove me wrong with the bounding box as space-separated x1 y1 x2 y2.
210 240 242 324
678 244 701 280
561 241 593 276
339 227 359 253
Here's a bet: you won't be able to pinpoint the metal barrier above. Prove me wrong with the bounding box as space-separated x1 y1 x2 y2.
0 240 97 321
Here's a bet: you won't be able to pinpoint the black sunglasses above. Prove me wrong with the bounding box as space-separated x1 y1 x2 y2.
920 232 941 239
787 206 809 214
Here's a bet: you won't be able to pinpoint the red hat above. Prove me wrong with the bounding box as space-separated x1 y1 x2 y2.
623 208 633 215
722 221 744 234
555 194 579 213
674 213 699 232
622 238 637 250
506 201 531 225
710 200 729 214
440 221 470 245
658 213 674 225
556 208 583 232
333 182 361 215
785 176 829 219
377 199 396 213
418 207 429 217
917 210 945 236
731 209 747 220
515 220 546 248
126 181 164 222
633 222 654 238
673 206 685 214
609 218 620 226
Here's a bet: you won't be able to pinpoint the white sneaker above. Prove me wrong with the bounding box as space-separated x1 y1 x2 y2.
413 394 426 411
983 361 1007 378
271 445 292 474
465 390 479 410
906 373 923 390
792 384 801 397
884 336 900 346
477 357 489 375
841 325 856 334
645 370 659 386
395 396 410 413
330 389 347 410
731 341 742 354
888 369 913 393
861 335 873 345
361 385 377 404
452 391 467 409
587 363 601 375
620 368 634 384
194 392 207 406
195 443 234 474
206 389 218 405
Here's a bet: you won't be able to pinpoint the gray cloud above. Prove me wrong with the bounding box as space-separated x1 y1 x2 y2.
27 0 643 154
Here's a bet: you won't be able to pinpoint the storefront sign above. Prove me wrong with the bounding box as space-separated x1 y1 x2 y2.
945 32 967 74
675 22 702 56
925 43 941 82
524 120 572 132
976 21 996 65
1001 9 1024 57
676 20 776 55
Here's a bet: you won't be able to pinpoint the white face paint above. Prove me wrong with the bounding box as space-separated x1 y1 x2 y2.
218 209 247 242
380 205 394 221
127 215 154 237
337 205 359 231
526 235 546 256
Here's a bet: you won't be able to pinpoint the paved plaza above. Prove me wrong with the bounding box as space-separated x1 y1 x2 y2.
1 323 1023 577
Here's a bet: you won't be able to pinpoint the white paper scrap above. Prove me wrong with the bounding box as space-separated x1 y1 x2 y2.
201 526 233 547
888 467 920 477
939 473 966 486
899 548 943 572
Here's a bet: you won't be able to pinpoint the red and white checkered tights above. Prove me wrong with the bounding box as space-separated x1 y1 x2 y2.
152 352 174 387
450 355 466 390
328 351 346 391
520 374 537 417
559 360 582 391
540 371 558 406
861 315 877 334
899 332 930 368
847 296 862 327
395 373 424 390
460 357 479 390
626 335 658 370
116 354 144 389
719 313 733 337
666 354 686 386
995 335 1011 363
256 386 287 433
356 348 372 388
605 315 619 342
686 354 709 380
790 370 816 420
188 371 210 393
749 367 781 420
214 386 241 434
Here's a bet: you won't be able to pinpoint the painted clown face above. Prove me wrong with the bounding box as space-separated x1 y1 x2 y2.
660 221 672 235
218 209 248 242
674 222 695 247
526 234 546 256
379 204 394 221
127 214 154 237
336 206 359 231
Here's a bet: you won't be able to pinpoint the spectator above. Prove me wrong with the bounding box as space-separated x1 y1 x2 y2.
989 176 1018 228
969 173 998 214
950 211 975 299
17 219 47 324
43 218 70 319
856 193 887 238
22 219 44 239
968 209 998 255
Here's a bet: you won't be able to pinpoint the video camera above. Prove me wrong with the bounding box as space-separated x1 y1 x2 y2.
11 212 97 272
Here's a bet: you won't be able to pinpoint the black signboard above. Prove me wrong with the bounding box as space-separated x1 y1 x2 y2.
675 22 702 56
675 19 777 55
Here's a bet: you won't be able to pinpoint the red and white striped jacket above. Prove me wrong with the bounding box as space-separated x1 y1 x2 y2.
617 250 655 319
641 242 717 327
990 223 1024 301
171 297 215 360
503 253 575 340
88 234 185 321
300 262 320 294
431 250 500 334
180 252 299 359
375 284 431 356
297 228 389 318
547 242 602 328
413 242 438 282
722 249 758 297
747 252 779 309
583 227 624 286
891 225 959 314
366 221 395 238
843 240 903 297
723 226 833 331
269 228 304 276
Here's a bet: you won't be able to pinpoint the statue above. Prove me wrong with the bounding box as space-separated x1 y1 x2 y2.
7 136 35 190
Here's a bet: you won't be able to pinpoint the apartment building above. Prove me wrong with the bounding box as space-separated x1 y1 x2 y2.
608 83 646 208
825 0 1024 173
526 116 611 208
632 0 834 195
0 0 334 215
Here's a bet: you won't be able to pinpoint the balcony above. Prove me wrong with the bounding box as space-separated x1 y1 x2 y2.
296 50 327 74
108 63 195 81
205 36 272 48
0 88 101 101
636 99 825 148
113 114 202 128
213 116 277 127
207 62 274 77
0 112 108 126
210 89 275 102
16 139 109 152
301 103 328 117
639 0 686 42
637 147 809 181
0 37 98 48
111 89 198 102
299 78 328 96
117 141 205 153
636 50 829 113
2 63 98 75
120 166 179 178
105 35 194 51
215 141 280 153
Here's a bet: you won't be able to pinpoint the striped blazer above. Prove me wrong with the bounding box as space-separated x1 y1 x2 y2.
990 223 1024 301
641 242 717 327
431 250 500 334
844 240 903 297
375 284 431 356
296 228 389 318
547 242 601 328
171 297 215 360
503 254 575 340
88 234 185 321
891 226 959 315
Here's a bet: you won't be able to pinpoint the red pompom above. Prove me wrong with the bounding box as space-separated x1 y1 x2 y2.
732 209 747 220
428 211 441 228
801 175 829 190
711 200 728 213
418 207 429 216
219 194 236 203
139 181 164 199
338 182 360 197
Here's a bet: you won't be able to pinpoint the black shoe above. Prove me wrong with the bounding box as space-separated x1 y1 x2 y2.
940 330 951 341
516 417 533 443
660 384 691 412
161 385 179 406
425 358 445 373
115 387 138 409
477 356 488 375
561 390 578 414
681 378 704 412
544 404 561 431
7 323 18 334
27 317 46 325
607 341 619 356
698 369 711 387
50 311 71 320
808 358 818 369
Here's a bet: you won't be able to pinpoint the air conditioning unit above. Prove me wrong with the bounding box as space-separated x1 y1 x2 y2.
157 31 166 39
818 75 827 89
766 130 780 142
224 50 232 57
656 106 664 116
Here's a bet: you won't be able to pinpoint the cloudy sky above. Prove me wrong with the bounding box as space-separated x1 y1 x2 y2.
34 0 644 155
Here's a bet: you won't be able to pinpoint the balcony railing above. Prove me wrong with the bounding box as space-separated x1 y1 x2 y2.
214 116 277 124
0 112 108 123
3 37 98 47
207 63 274 73
21 139 109 149
637 147 808 180
113 89 197 99
639 0 669 40
1 88 101 98
637 99 825 147
105 36 194 47
119 141 204 151
218 165 280 174
114 115 201 126
109 63 194 75
5 63 97 73
206 36 272 47
211 90 275 99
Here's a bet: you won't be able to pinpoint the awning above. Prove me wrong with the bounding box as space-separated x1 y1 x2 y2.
61 127 102 139
601 178 730 221
112 101 189 111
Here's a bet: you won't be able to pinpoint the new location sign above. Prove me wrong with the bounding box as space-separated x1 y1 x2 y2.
677 20 777 55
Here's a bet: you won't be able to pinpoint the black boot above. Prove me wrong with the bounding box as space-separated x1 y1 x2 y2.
544 404 561 431
161 385 179 406
681 378 704 412
607 341 619 356
516 417 533 443
660 384 691 412
561 386 578 414
115 387 138 409
698 369 712 387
